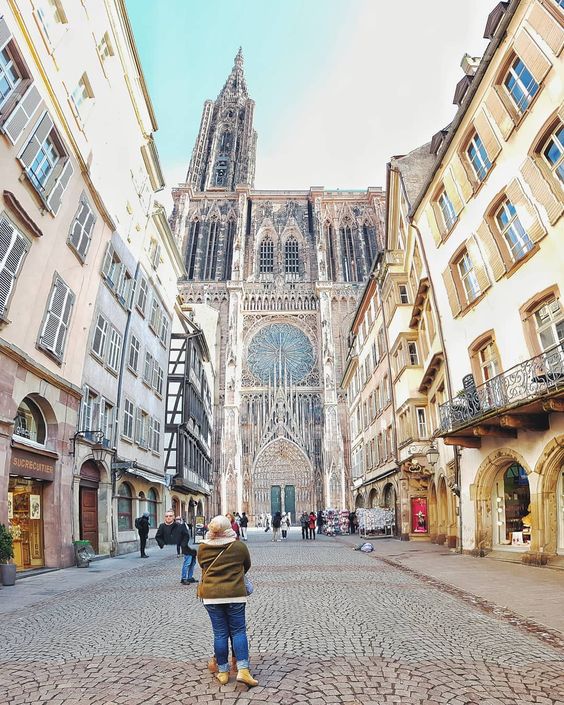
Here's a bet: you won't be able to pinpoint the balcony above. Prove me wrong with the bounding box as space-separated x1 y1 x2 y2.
437 343 564 447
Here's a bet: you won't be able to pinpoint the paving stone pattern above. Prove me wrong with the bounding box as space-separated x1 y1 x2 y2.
1 533 563 704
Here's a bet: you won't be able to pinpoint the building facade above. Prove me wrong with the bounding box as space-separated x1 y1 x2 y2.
172 51 385 521
410 0 564 563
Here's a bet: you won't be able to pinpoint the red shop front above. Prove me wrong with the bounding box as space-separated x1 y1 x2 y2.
411 496 428 534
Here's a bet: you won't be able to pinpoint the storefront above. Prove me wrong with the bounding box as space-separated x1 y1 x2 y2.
492 462 531 549
8 445 56 571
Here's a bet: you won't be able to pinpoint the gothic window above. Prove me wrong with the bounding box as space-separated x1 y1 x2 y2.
203 220 219 279
214 158 228 187
186 220 200 280
340 225 356 282
363 223 373 269
326 223 337 281
247 323 315 383
223 219 235 280
284 238 299 275
259 237 274 274
219 131 232 152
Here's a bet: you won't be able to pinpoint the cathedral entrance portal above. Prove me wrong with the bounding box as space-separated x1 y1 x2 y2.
252 438 314 523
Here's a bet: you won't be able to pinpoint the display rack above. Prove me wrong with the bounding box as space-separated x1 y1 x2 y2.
322 508 350 536
357 507 395 539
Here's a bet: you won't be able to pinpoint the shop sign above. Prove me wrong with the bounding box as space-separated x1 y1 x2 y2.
10 447 55 481
411 496 428 533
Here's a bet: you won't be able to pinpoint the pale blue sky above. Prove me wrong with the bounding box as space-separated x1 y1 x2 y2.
127 1 492 205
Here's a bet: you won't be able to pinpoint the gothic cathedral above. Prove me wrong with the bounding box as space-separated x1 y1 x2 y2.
171 50 385 520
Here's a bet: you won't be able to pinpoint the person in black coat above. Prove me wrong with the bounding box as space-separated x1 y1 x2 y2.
136 511 150 557
155 509 182 548
239 512 249 541
316 510 324 534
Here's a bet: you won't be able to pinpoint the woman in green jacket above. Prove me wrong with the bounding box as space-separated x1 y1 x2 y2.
197 515 257 687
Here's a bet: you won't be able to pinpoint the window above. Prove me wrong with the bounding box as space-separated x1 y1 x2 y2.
81 387 99 433
136 276 148 315
14 397 46 444
97 31 114 63
153 362 164 396
71 73 93 118
438 190 457 231
36 0 67 46
123 398 134 439
107 328 122 372
259 238 274 273
68 195 95 260
326 224 337 281
416 408 428 439
149 239 161 270
28 132 58 191
285 238 299 275
534 298 564 352
101 244 121 287
116 267 133 307
0 214 29 319
362 223 373 266
147 488 158 527
407 341 419 366
495 199 533 262
0 43 22 108
91 314 108 358
135 408 149 448
504 57 538 114
223 219 235 280
150 298 162 334
398 284 409 304
340 225 356 282
128 334 140 372
467 132 492 182
38 274 74 359
457 251 481 303
203 222 218 279
541 124 564 187
186 220 200 280
160 316 169 346
151 418 161 453
478 339 501 382
143 352 153 385
117 483 133 531
99 399 113 442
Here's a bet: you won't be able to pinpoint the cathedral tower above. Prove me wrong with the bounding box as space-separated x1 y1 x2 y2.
187 48 257 192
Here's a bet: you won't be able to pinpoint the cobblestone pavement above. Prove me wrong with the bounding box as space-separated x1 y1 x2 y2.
1 532 563 705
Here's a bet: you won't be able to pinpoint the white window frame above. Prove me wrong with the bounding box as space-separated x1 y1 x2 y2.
143 351 153 385
438 190 457 231
136 276 148 315
541 123 564 188
416 407 428 439
535 298 564 353
407 341 419 366
91 313 108 359
503 56 539 115
107 327 122 373
495 199 533 262
0 42 22 109
457 251 481 303
467 132 491 181
122 398 134 439
128 334 140 373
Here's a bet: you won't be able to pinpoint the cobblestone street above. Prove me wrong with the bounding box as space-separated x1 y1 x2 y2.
1 532 563 705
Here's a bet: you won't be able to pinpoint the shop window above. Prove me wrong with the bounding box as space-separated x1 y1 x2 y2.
14 397 46 444
494 463 530 546
117 483 133 531
147 488 158 528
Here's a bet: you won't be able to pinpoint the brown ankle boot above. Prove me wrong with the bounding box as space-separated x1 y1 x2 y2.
207 656 218 673
236 668 258 687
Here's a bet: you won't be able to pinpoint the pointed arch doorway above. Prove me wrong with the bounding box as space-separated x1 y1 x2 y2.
252 438 314 522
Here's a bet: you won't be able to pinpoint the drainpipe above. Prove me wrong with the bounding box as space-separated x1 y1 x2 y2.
409 218 463 553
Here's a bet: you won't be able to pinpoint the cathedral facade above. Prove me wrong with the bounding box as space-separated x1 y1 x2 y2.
171 50 385 520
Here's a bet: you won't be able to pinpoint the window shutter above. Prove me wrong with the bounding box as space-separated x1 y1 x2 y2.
19 112 54 170
505 178 547 244
101 244 114 277
466 235 491 295
425 205 442 246
0 17 11 48
520 156 563 224
69 196 96 259
451 154 474 201
527 3 564 56
46 159 73 214
0 216 28 316
474 109 501 163
443 170 464 216
442 267 461 317
513 29 551 84
476 221 506 281
2 84 43 145
134 408 142 443
485 87 515 139
40 276 74 358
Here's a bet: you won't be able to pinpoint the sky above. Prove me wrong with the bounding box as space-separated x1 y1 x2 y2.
126 0 492 210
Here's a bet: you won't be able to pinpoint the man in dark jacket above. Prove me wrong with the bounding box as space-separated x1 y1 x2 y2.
155 509 182 548
136 511 150 557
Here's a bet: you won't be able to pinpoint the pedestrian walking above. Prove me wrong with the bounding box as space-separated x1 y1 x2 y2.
155 508 183 549
316 510 324 535
197 515 258 687
308 511 316 540
264 513 271 533
300 511 309 540
179 523 197 585
226 512 240 540
271 511 282 541
240 512 249 541
281 513 290 540
135 511 150 557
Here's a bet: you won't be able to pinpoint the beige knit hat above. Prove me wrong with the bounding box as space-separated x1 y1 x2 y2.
206 515 236 539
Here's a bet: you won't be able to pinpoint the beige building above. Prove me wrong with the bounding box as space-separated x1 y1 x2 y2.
0 1 184 569
410 0 564 564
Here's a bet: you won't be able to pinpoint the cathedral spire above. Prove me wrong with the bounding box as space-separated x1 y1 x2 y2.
219 47 249 100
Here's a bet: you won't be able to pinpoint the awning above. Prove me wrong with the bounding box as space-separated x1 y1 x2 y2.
119 465 168 486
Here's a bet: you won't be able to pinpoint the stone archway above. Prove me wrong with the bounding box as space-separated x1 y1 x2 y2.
252 438 314 519
355 492 365 509
428 482 438 543
437 477 448 545
368 488 378 508
534 435 564 558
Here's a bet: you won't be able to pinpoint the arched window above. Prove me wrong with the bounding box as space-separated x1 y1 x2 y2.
326 224 336 281
223 219 235 280
117 483 133 531
14 397 46 444
203 220 219 279
186 220 200 280
284 238 299 275
219 131 232 153
147 488 158 528
340 225 356 282
259 238 274 273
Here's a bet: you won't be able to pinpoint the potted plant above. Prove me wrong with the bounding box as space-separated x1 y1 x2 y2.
0 523 16 586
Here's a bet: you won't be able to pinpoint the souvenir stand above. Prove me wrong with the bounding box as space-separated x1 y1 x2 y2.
357 507 395 538
322 508 350 535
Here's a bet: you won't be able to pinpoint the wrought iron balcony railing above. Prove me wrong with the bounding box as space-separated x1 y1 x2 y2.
438 342 564 434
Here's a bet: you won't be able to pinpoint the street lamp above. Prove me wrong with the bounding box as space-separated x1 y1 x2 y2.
407 441 439 475
70 430 107 463
425 442 440 469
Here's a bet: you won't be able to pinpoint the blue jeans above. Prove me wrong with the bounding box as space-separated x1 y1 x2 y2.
181 554 196 580
205 603 249 671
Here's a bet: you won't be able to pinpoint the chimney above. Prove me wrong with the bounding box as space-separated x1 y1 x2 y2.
461 53 481 77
